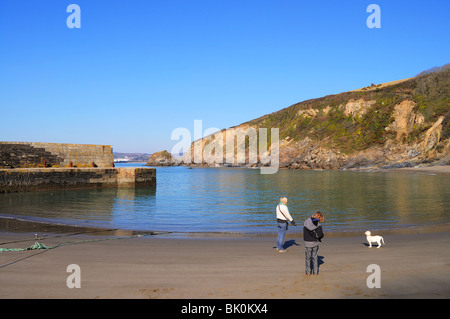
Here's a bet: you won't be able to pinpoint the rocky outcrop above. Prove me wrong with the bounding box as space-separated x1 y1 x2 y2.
340 98 376 118
145 150 180 166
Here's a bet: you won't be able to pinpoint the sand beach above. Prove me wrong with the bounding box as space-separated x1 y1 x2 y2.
0 223 449 299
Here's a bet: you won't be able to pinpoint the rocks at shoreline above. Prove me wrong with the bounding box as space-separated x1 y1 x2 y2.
145 150 180 167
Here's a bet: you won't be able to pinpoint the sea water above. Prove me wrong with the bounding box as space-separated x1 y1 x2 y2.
0 164 449 234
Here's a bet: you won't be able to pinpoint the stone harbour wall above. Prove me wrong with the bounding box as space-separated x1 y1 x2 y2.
0 142 114 168
0 167 156 193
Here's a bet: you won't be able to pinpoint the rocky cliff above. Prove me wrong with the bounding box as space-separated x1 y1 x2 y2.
181 64 450 170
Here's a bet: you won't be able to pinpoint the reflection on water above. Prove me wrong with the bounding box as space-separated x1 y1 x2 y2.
0 165 449 234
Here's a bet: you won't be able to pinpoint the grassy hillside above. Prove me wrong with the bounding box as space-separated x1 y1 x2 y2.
247 64 449 156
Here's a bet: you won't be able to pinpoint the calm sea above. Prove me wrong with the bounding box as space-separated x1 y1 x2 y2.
1 163 449 235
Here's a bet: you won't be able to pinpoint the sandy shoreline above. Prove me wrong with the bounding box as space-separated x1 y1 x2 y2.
1 224 449 299
352 164 450 175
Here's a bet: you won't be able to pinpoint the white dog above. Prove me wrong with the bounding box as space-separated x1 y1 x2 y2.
364 231 385 248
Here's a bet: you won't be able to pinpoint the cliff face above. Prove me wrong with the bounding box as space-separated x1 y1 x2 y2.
182 64 450 170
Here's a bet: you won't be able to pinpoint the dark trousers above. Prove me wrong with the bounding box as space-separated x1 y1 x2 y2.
305 246 319 275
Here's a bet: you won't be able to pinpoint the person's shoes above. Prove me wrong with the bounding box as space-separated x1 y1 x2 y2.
278 249 287 253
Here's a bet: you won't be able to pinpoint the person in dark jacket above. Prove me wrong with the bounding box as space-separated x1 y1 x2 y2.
303 212 324 275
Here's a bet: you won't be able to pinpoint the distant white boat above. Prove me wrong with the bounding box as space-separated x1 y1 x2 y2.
114 158 131 163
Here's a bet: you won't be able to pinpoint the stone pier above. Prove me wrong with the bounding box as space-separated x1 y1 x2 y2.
0 167 156 193
0 141 156 193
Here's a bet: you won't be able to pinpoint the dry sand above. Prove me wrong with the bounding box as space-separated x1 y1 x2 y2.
0 225 449 299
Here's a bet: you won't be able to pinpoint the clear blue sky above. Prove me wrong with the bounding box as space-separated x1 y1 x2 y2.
1 0 449 153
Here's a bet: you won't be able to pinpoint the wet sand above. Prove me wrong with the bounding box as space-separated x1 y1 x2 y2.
0 224 449 299
347 164 450 175
385 165 450 176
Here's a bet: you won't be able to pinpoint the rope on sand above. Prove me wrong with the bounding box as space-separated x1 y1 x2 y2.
0 232 160 252
0 232 170 268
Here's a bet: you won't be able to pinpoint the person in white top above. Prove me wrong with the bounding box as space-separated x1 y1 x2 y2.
276 197 296 252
